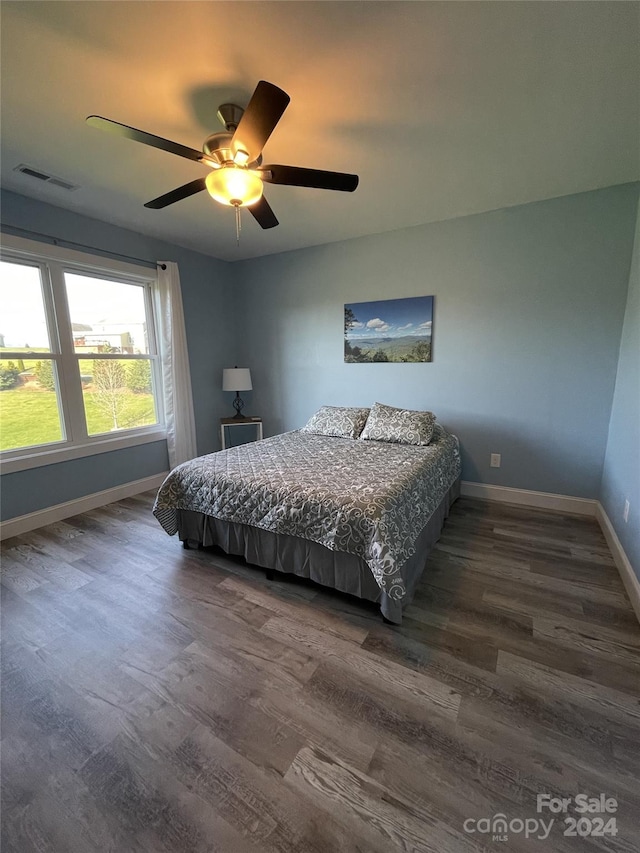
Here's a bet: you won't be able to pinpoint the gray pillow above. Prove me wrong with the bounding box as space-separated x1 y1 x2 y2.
301 406 370 439
360 402 436 445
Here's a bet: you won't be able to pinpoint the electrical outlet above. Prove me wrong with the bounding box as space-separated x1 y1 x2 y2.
490 453 501 468
623 499 630 523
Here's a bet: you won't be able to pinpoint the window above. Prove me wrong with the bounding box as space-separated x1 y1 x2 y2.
0 235 165 472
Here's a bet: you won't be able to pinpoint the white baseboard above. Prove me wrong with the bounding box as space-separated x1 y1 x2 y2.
0 472 168 541
460 481 598 516
596 503 640 623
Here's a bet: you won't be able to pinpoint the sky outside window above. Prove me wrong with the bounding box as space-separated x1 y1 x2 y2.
0 261 51 350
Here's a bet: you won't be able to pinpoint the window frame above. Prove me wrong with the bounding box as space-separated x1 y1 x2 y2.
0 234 166 474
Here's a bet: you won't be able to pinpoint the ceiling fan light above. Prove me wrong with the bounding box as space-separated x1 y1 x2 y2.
205 166 263 207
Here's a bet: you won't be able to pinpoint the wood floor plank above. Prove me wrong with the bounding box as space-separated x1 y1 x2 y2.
455 619 640 696
168 724 380 853
247 682 379 773
0 585 68 651
285 744 479 853
390 615 500 672
220 574 372 643
533 614 640 663
261 615 462 720
482 586 585 618
496 650 640 736
409 583 535 641
79 731 251 853
123 639 306 778
362 625 502 699
583 596 638 623
529 555 626 589
1 775 115 853
303 660 462 766
174 610 321 692
427 547 631 608
8 542 93 590
0 548 48 594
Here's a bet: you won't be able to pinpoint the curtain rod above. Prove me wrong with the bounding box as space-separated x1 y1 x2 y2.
0 223 166 270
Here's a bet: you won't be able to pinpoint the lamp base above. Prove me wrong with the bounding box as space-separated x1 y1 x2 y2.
232 393 245 418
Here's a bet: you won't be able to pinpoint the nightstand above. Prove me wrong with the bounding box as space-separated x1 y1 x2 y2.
220 416 263 450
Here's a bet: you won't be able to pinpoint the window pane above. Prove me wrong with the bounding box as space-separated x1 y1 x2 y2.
0 358 64 451
81 358 158 435
0 261 51 351
65 273 150 354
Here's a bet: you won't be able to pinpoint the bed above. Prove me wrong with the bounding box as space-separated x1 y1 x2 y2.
153 405 461 623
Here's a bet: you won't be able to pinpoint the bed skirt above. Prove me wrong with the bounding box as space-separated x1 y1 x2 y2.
176 477 460 624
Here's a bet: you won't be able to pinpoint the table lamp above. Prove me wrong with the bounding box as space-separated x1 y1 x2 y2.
222 367 252 419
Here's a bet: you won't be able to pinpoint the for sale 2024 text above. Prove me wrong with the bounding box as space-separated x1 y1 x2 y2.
538 794 618 839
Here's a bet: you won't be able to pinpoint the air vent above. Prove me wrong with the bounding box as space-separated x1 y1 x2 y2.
14 164 79 191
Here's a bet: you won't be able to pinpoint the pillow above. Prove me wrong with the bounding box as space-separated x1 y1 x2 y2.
359 402 436 445
301 406 370 439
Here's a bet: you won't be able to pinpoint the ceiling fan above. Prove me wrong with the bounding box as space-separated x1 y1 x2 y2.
86 80 359 232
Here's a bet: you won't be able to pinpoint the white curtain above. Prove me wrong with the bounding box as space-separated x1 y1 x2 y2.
157 262 197 468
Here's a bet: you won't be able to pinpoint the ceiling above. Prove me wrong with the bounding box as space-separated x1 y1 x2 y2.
1 2 638 262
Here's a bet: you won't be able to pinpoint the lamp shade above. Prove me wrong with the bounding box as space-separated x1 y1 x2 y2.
222 367 252 392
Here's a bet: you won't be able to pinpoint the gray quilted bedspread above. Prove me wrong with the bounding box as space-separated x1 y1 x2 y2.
153 427 461 602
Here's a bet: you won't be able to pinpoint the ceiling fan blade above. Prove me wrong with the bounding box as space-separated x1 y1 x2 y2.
248 194 279 229
86 116 205 163
144 178 207 209
231 81 290 162
260 164 359 192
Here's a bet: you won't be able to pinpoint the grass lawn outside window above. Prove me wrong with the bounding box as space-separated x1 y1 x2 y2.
0 386 156 452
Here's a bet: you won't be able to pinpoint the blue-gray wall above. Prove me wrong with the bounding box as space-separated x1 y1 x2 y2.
0 442 169 519
236 183 639 500
600 196 640 578
0 190 237 520
3 184 639 534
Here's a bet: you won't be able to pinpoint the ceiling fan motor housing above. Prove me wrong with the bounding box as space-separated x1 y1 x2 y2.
202 131 235 165
203 128 262 169
203 102 250 167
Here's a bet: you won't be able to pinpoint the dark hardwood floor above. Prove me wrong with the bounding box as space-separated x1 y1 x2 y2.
1 494 639 852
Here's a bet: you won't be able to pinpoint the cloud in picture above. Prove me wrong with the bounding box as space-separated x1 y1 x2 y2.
366 318 391 332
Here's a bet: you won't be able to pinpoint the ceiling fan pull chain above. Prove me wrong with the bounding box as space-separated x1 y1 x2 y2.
235 203 241 246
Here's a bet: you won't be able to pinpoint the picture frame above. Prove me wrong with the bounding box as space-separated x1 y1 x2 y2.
344 295 434 363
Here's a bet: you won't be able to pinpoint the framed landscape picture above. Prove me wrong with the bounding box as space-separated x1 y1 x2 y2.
344 295 434 363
